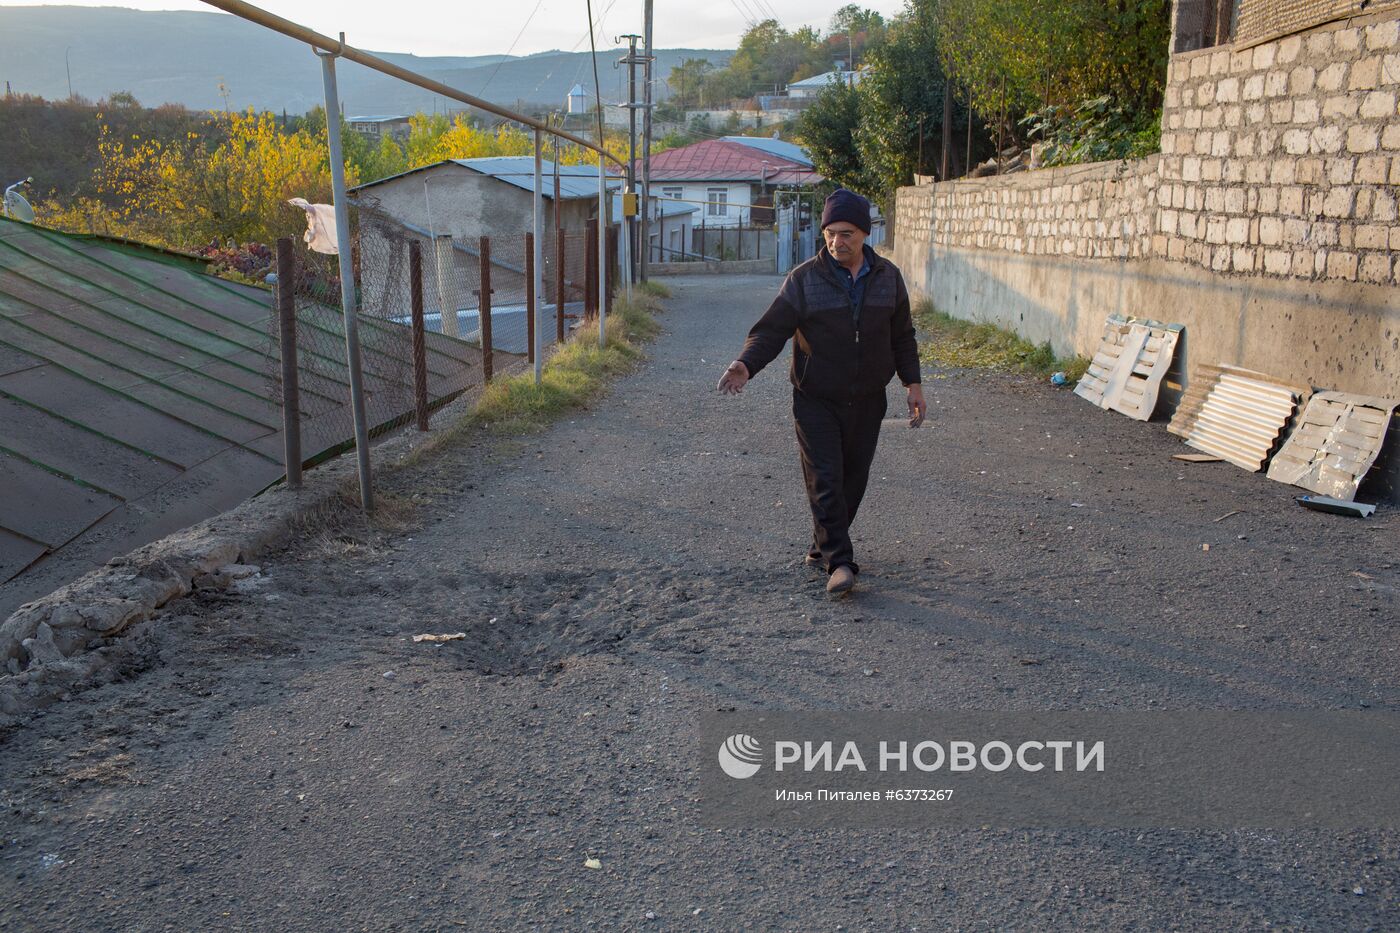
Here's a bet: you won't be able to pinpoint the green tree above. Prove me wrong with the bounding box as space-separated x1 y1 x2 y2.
795 79 868 193
668 58 714 109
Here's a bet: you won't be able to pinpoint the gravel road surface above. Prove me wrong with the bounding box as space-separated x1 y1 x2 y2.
2 273 1398 931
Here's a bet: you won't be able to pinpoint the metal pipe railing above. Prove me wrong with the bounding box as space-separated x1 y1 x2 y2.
198 0 626 167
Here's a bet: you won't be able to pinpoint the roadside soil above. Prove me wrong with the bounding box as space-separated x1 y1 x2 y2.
1 273 1398 931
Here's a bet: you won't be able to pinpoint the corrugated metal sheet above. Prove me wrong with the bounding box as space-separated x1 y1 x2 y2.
1074 314 1181 421
1168 364 1307 471
642 139 823 185
1266 391 1398 500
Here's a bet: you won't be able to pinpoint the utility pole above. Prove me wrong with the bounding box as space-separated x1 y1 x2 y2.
618 34 643 283
639 0 655 282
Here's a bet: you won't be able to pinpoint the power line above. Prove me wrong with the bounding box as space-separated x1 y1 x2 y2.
586 0 606 145
480 0 548 95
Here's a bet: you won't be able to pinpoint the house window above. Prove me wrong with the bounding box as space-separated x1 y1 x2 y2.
706 187 727 217
661 186 683 200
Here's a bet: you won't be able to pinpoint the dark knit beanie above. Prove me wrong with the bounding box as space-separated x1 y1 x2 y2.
820 188 872 234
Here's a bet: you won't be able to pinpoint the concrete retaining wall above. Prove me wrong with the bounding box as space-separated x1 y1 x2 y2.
650 258 776 276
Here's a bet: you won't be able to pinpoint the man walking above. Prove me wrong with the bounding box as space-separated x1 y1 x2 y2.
717 188 925 595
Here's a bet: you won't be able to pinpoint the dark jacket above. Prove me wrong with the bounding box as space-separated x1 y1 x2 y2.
737 245 921 402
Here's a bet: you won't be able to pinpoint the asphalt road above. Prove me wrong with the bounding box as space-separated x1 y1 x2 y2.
2 273 1398 931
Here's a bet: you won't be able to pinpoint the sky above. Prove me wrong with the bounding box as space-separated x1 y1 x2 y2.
0 1 911 55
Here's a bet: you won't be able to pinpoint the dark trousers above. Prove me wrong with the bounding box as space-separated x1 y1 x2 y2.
794 388 888 574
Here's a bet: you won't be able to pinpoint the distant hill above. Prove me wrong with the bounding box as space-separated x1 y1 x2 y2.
0 6 732 114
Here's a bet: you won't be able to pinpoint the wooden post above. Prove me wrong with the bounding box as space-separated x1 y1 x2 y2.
556 227 566 343
525 230 536 366
478 235 493 383
409 239 429 431
275 237 302 488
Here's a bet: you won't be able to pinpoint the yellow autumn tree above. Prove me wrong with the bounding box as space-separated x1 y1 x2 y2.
83 109 344 249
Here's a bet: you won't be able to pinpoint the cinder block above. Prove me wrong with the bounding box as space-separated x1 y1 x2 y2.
1280 186 1306 214
1360 91 1396 119
1333 29 1359 53
1269 100 1294 123
1326 250 1359 280
1288 65 1317 96
1359 253 1392 283
1243 74 1267 100
1263 248 1292 274
1366 20 1400 51
1259 216 1284 245
1329 158 1357 184
1323 187 1355 217
1356 155 1391 183
1309 125 1342 154
1355 224 1389 249
1226 217 1250 243
1292 99 1319 123
1278 36 1303 64
1292 249 1314 277
1323 95 1361 120
1232 246 1256 272
1284 128 1312 154
1317 63 1348 93
1347 125 1380 153
1349 56 1381 91
1266 70 1289 97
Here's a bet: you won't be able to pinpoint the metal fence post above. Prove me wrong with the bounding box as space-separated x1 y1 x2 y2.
409 239 429 431
525 230 536 368
556 227 566 343
606 226 617 318
276 237 302 489
317 43 372 512
596 154 607 347
478 235 493 383
532 128 544 385
435 234 457 338
585 225 598 322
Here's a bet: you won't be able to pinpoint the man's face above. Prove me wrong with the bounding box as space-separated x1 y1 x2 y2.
823 221 866 264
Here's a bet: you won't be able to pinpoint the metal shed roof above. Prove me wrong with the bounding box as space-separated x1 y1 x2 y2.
0 217 483 616
352 157 624 199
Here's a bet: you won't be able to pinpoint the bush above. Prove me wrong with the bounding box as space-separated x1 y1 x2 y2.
1021 96 1162 167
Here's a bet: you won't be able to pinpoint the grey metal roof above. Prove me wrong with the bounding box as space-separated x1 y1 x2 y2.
720 136 814 167
788 70 860 88
0 217 483 616
348 115 411 123
352 157 623 199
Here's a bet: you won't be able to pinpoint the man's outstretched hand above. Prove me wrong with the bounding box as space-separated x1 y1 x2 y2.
717 360 750 395
907 384 927 428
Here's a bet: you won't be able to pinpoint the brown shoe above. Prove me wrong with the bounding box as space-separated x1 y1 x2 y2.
826 565 855 596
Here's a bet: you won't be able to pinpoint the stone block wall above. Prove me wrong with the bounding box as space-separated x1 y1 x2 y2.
898 10 1400 288
1158 15 1400 284
894 158 1160 265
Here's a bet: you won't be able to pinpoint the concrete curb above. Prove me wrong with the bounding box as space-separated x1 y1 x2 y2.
0 386 484 729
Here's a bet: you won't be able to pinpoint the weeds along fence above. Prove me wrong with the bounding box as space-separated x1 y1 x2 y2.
265 202 612 488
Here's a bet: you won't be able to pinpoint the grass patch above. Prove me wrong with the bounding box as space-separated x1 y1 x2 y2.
452 288 664 438
635 279 672 299
912 298 1089 382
